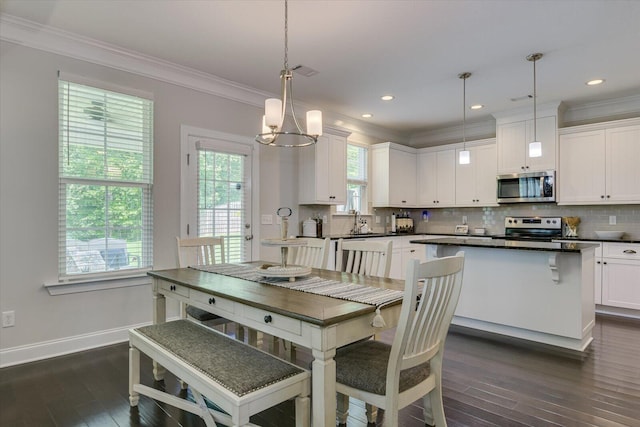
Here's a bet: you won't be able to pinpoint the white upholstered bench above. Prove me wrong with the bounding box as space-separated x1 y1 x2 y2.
129 319 310 427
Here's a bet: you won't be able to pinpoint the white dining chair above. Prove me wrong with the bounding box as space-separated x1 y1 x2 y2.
287 237 331 269
176 237 244 340
335 251 465 427
335 238 393 278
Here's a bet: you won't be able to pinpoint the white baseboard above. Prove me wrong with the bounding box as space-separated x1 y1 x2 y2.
0 317 179 368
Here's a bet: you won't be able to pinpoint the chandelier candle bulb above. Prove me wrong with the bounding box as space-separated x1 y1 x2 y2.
306 110 323 136
265 98 282 127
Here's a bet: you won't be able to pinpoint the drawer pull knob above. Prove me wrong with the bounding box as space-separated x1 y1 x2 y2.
208 297 216 304
623 249 637 254
170 285 176 291
264 315 273 323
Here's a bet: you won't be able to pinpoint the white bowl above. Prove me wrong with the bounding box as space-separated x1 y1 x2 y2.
595 231 624 239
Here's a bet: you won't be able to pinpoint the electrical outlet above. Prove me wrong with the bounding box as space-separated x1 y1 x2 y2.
462 216 468 225
2 311 15 328
261 214 273 225
609 215 617 225
276 216 282 225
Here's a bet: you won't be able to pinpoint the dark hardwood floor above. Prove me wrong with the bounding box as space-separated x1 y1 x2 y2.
1 314 639 427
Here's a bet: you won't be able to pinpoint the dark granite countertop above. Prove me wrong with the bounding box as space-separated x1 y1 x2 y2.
409 237 599 253
314 232 639 244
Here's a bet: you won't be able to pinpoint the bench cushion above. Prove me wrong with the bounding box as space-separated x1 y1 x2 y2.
134 319 304 397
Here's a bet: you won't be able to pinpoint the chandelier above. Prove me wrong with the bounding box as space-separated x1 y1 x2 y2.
256 0 322 147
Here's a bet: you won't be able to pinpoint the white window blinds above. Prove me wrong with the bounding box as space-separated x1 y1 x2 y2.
58 78 153 279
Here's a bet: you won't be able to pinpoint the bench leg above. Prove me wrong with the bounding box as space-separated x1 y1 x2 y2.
191 388 218 427
295 394 311 427
129 345 140 407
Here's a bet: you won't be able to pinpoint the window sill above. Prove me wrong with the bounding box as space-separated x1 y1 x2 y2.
44 272 151 295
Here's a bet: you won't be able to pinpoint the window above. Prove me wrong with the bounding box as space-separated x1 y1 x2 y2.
58 78 153 279
338 144 368 213
196 147 248 263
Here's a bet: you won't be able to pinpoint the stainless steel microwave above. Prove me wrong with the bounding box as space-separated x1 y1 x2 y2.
497 170 555 203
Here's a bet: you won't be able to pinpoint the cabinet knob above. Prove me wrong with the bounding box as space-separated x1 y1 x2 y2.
402 200 407 203
521 166 526 170
264 315 273 323
603 261 607 265
606 195 610 198
170 285 176 291
601 195 605 199
597 261 601 264
208 297 215 304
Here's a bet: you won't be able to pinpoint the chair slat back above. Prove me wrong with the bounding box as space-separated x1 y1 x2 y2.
176 236 225 267
389 252 465 379
287 238 330 269
336 239 393 278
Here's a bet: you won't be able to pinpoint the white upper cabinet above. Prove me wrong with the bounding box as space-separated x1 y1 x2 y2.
455 142 498 207
496 115 557 174
298 130 349 205
372 143 417 207
417 148 455 207
494 102 562 174
558 119 640 205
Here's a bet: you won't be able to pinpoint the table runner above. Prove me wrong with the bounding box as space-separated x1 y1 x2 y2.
191 263 404 307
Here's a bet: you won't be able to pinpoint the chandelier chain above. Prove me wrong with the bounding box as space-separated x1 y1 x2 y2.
284 0 289 70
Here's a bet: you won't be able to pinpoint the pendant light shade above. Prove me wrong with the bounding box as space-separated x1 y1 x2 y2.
458 72 471 165
527 53 543 158
256 0 322 147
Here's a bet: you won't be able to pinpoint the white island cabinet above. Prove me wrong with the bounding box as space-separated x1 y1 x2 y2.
411 238 597 352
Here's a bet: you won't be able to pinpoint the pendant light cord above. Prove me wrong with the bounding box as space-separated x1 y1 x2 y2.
458 72 471 149
533 56 537 141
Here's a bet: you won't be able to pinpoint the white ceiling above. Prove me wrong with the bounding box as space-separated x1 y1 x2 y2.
2 0 640 139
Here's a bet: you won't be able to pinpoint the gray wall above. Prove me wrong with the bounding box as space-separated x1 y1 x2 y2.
0 40 295 362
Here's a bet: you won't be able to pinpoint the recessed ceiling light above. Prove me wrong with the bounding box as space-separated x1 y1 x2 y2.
361 113 373 118
470 104 484 110
586 79 605 86
381 95 394 101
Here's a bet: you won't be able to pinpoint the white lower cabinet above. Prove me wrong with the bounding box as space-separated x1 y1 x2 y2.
368 236 430 280
601 242 640 310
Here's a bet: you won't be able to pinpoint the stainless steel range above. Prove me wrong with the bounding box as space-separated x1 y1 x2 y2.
503 216 562 241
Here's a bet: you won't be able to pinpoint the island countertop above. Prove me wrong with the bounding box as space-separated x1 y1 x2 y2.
410 237 598 253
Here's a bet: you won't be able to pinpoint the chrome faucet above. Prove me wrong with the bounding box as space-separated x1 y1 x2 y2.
350 210 361 235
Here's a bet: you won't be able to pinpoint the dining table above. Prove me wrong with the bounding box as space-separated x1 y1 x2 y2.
147 262 405 427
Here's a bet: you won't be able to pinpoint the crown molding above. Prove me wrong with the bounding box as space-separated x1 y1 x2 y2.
562 93 640 126
408 119 496 148
0 14 268 107
0 14 405 144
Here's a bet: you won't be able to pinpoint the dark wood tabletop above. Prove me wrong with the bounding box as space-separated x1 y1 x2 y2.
148 262 405 327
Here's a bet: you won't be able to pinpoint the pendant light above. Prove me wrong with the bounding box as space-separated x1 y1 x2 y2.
458 72 471 165
527 53 543 158
256 0 322 147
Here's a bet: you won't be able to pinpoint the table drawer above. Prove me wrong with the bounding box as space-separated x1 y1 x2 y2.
242 306 302 336
603 243 640 260
159 281 189 298
190 289 235 317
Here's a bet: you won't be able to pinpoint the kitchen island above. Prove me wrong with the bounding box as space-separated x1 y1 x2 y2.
410 238 598 352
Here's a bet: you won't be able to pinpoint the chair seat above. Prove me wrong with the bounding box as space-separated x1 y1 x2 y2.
186 305 224 322
335 340 430 395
